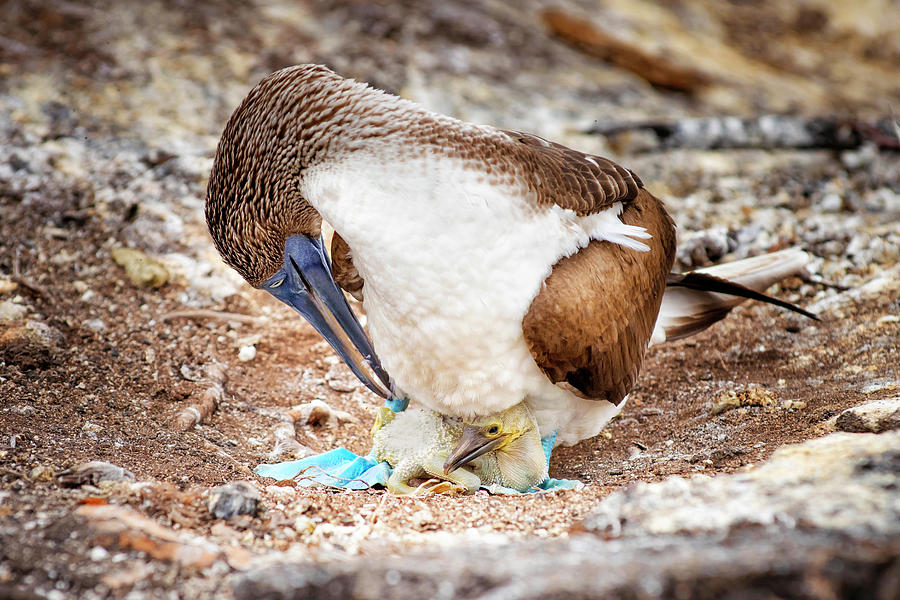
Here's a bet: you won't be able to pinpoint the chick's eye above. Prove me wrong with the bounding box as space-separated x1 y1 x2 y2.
487 425 500 435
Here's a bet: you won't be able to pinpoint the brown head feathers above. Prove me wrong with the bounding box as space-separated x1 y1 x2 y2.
206 64 646 286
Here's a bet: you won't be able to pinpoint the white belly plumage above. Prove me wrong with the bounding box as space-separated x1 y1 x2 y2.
305 153 649 445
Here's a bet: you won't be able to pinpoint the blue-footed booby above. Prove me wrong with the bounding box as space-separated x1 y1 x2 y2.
206 65 816 470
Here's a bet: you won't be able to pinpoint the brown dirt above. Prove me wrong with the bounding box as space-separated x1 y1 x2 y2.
1 184 896 547
0 0 898 596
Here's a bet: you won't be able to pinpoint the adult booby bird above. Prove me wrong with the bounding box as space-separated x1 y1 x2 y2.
206 65 814 456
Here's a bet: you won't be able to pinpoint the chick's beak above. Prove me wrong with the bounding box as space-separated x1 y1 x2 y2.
264 234 393 399
443 426 505 474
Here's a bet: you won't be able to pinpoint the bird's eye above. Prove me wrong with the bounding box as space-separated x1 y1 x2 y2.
269 278 285 289
487 425 500 435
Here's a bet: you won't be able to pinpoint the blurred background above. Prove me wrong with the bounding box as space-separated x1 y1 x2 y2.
3 0 898 143
2 0 898 280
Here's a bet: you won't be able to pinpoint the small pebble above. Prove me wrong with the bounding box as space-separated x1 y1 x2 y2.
712 388 777 416
58 461 135 487
110 247 169 289
325 362 359 393
265 485 297 503
209 481 260 520
179 364 202 381
84 318 106 332
238 345 257 362
819 193 843 212
29 465 55 482
89 546 110 561
781 400 807 411
12 404 35 416
0 320 65 347
0 278 18 294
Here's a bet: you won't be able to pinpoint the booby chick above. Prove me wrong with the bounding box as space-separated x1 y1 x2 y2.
206 65 818 473
371 404 546 494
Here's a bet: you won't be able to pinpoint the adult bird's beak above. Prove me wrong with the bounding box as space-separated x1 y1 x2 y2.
264 234 394 399
443 426 506 474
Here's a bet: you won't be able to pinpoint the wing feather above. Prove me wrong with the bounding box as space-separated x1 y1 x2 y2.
523 188 676 404
502 130 643 215
330 232 364 301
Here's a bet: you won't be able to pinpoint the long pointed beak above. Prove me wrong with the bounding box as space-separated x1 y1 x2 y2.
443 426 505 474
264 234 393 399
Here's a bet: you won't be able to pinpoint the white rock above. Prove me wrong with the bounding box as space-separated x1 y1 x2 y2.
265 485 297 502
238 345 257 362
325 362 359 393
0 278 18 294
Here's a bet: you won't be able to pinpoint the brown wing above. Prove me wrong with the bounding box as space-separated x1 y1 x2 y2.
502 130 643 215
330 232 365 301
522 188 676 404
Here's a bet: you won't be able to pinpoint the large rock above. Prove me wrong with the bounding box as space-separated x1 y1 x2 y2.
836 398 900 434
231 432 900 599
580 431 900 539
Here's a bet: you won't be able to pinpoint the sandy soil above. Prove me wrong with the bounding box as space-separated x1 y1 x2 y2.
0 0 898 597
1 187 895 539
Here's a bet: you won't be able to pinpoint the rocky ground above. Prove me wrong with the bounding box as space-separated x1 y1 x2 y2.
0 1 898 598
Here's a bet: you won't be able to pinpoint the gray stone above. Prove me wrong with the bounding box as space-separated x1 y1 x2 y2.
208 481 260 520
580 432 900 539
836 398 900 433
231 527 900 600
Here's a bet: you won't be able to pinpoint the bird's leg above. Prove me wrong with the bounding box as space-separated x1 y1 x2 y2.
422 455 480 494
385 459 423 495
420 481 469 495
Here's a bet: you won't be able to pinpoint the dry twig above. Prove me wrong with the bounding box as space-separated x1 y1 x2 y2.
160 309 261 325
201 439 254 477
172 362 227 431
368 492 391 524
587 115 899 151
542 9 710 93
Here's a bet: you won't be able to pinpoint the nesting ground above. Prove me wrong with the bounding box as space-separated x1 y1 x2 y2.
1 1 899 598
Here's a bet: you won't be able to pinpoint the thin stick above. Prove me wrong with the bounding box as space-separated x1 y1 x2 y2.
172 363 227 431
291 466 372 489
12 247 50 299
369 491 390 524
798 271 850 292
200 439 254 477
160 309 261 325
